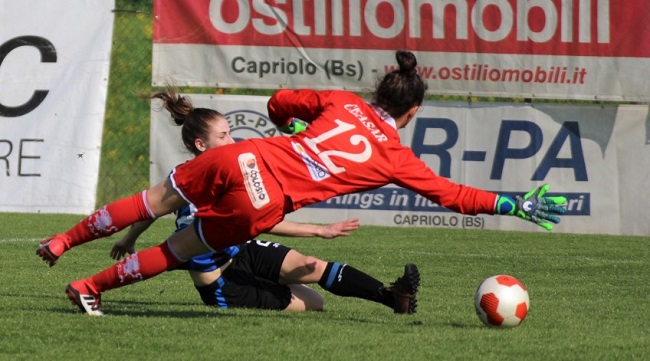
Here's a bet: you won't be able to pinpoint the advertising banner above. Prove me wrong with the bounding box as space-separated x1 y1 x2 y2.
0 0 115 213
152 0 650 101
150 94 650 236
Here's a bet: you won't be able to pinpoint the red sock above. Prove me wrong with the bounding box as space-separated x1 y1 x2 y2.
88 241 182 293
62 191 154 251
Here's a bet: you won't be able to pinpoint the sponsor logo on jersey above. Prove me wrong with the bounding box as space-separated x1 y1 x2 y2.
238 152 270 209
291 141 330 181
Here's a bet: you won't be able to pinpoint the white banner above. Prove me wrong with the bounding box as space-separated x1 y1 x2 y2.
0 0 115 214
151 94 650 236
152 0 650 102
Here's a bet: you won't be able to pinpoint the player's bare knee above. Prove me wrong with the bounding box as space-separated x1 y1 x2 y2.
306 293 324 311
302 256 326 273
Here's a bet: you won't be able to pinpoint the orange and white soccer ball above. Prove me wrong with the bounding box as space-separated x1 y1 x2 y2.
474 275 530 328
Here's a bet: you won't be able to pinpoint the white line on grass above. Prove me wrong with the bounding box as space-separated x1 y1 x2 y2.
0 238 42 244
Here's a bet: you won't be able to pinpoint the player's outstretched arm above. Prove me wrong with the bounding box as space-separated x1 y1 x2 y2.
494 184 568 231
110 220 155 260
268 218 360 239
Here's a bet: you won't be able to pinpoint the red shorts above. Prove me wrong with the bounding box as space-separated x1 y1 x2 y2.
170 142 286 251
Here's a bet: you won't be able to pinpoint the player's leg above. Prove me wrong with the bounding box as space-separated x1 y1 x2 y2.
280 249 421 314
285 284 324 311
277 250 326 283
241 242 404 312
280 250 387 301
36 177 187 267
66 222 210 315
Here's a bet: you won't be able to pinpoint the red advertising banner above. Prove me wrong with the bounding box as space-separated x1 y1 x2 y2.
152 0 650 101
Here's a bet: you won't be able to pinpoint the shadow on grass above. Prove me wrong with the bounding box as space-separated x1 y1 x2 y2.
8 292 438 324
446 321 484 329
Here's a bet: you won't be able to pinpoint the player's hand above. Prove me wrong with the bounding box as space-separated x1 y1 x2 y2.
496 184 567 231
278 118 307 134
110 238 136 260
317 218 361 239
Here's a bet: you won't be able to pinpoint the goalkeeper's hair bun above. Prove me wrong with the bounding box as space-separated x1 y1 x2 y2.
372 50 427 119
396 50 418 75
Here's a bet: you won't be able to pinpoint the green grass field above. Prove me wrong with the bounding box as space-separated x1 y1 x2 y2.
1 213 648 360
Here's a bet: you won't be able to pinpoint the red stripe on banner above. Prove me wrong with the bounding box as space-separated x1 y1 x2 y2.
154 0 650 58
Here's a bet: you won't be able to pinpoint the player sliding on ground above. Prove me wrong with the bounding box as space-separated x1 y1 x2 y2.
36 50 567 315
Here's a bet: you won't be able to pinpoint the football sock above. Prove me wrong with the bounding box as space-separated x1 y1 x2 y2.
87 241 182 293
62 191 155 251
317 262 392 306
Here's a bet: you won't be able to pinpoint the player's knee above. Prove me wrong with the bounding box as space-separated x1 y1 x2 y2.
286 284 324 312
304 292 324 311
302 256 326 273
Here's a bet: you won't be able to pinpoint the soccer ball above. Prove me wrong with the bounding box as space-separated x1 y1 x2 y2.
474 275 530 328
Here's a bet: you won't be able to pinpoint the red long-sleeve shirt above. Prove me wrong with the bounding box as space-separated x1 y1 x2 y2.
252 89 497 215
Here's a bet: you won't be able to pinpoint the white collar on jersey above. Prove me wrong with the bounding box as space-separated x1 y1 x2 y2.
370 104 397 130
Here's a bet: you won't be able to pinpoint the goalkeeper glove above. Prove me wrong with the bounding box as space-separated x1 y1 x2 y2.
495 184 567 231
278 118 307 134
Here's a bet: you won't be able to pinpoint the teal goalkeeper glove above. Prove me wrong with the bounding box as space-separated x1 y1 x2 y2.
278 118 307 134
495 184 568 231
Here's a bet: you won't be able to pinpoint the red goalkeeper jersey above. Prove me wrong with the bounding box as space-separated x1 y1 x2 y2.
251 89 497 215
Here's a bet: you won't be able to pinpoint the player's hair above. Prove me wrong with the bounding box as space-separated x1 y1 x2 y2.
372 50 427 118
146 87 225 156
